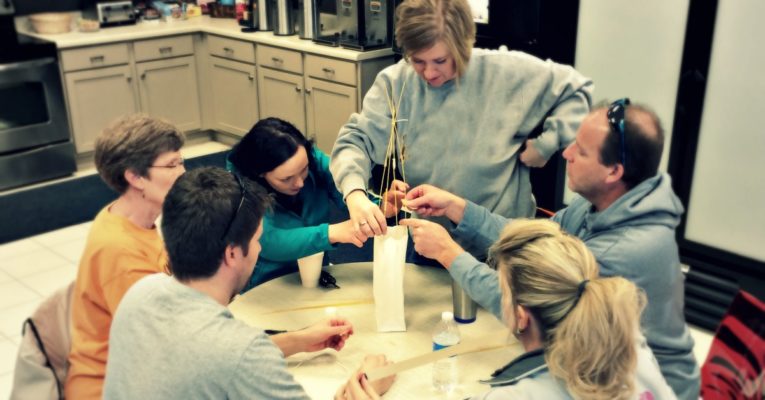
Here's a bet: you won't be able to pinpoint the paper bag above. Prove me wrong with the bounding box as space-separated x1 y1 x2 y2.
373 225 408 332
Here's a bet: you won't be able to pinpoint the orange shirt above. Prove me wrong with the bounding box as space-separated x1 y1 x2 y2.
65 205 167 400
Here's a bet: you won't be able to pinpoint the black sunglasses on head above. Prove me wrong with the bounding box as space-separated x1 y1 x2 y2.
221 173 246 241
607 98 631 167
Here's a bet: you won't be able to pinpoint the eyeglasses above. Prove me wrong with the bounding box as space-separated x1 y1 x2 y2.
150 158 185 169
607 98 631 167
221 173 246 241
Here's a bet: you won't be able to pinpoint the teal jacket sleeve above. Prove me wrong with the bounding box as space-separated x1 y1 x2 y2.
313 148 346 209
258 216 336 262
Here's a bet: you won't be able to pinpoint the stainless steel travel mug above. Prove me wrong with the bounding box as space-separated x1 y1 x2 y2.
452 279 477 323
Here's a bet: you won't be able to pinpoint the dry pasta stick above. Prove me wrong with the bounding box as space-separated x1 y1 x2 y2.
378 78 409 225
365 331 518 381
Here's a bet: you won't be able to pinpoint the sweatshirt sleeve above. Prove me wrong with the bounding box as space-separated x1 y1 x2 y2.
259 216 335 262
524 58 593 159
451 200 510 254
330 64 405 198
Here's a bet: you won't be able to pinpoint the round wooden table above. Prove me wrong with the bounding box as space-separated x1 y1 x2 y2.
229 262 521 399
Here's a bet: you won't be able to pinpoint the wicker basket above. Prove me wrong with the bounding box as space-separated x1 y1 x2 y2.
29 13 73 34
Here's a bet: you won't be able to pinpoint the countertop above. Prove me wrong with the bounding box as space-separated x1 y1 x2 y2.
17 16 395 62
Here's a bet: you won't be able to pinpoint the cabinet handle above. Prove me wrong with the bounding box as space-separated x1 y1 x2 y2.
126 76 132 82
271 57 283 64
305 88 312 94
159 46 173 53
223 47 233 53
321 67 335 74
248 74 254 81
90 55 104 63
140 72 146 80
295 86 302 92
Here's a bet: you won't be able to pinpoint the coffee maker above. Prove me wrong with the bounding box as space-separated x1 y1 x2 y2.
313 0 391 50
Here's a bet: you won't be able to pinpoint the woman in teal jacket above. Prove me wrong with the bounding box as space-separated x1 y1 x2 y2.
228 118 404 290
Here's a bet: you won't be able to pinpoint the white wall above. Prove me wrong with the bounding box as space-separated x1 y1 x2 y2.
683 0 765 262
567 0 689 204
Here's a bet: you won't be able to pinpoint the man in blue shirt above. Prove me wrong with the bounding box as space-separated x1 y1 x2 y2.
400 99 700 400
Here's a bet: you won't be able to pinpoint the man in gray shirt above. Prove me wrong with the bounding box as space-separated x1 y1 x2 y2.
103 167 394 399
400 100 700 400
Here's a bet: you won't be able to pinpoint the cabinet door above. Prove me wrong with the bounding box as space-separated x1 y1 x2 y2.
136 56 201 131
257 67 306 134
210 57 259 136
305 77 357 154
64 65 139 153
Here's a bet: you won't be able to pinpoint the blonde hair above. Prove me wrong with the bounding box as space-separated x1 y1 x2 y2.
489 219 646 400
95 114 185 193
394 0 476 78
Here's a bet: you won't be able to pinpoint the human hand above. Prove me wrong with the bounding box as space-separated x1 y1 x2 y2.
334 354 395 400
519 139 548 168
399 219 464 268
299 318 354 353
404 184 466 224
335 372 381 400
347 190 387 236
381 180 409 218
329 220 368 248
359 354 396 396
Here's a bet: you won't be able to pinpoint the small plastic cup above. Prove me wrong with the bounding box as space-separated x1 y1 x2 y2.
297 252 324 288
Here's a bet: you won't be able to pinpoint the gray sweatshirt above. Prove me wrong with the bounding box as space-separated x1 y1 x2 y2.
331 49 592 237
103 274 310 400
449 173 700 400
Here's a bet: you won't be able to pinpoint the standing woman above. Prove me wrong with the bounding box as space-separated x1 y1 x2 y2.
331 0 593 251
339 219 677 399
228 118 404 290
66 115 185 399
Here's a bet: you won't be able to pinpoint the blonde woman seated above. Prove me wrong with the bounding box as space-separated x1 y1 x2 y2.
340 219 676 399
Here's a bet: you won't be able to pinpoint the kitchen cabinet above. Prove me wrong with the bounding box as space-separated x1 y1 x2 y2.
52 26 394 156
61 43 137 153
257 65 306 134
63 64 139 153
207 35 258 137
255 46 389 154
256 45 306 133
136 55 201 132
210 57 259 136
305 77 357 153
61 35 201 153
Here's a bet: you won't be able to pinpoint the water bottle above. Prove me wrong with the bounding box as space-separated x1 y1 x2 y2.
432 311 460 392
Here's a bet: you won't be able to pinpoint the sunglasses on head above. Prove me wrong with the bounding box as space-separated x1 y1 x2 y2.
607 98 631 167
221 173 246 241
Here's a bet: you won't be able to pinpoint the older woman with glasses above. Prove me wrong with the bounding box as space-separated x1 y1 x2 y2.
65 114 186 400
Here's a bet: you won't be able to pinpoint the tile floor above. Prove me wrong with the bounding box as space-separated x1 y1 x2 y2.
0 141 717 398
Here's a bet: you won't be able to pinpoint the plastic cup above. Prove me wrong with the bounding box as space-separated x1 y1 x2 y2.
297 252 324 288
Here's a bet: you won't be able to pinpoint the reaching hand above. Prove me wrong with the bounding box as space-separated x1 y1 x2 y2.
335 355 395 399
381 180 409 218
519 139 548 168
346 190 387 237
399 218 464 268
404 184 466 224
300 318 354 353
329 220 368 248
